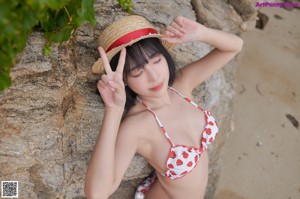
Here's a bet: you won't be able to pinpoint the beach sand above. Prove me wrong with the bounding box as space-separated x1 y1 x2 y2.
214 6 300 199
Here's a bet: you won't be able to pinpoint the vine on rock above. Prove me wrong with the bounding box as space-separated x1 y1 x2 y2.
0 0 134 92
0 0 96 91
118 0 134 14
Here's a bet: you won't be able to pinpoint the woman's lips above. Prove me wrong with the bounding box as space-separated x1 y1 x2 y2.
150 81 164 92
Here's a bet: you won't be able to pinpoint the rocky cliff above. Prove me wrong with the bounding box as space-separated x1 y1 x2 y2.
0 0 257 198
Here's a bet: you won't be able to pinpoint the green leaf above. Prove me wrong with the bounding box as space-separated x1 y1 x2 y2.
82 0 95 26
0 0 96 91
22 8 38 32
40 11 53 31
71 0 95 27
0 69 12 92
56 9 70 28
26 0 47 10
48 25 72 43
43 43 52 56
45 0 70 10
118 0 134 14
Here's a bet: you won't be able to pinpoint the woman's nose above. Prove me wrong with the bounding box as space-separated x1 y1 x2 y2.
146 66 159 82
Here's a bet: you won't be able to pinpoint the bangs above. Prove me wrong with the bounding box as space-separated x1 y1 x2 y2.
124 38 162 76
108 37 176 111
109 38 162 79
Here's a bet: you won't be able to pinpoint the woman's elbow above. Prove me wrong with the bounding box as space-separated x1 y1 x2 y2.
84 191 108 199
236 37 244 52
84 184 109 199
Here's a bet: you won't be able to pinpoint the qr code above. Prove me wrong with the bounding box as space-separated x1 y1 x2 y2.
1 181 18 198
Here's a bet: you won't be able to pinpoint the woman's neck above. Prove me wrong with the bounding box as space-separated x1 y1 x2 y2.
136 89 173 110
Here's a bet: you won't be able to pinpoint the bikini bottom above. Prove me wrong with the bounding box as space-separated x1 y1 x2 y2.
134 172 157 199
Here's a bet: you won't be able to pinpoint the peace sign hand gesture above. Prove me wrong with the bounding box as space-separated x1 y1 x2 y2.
97 47 126 109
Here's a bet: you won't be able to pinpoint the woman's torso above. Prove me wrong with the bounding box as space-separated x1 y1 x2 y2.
125 87 215 199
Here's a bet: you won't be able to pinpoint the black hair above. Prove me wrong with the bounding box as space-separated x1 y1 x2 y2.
109 38 176 112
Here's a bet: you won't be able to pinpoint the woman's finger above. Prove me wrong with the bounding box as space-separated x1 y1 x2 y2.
108 81 123 93
116 48 126 73
166 26 183 37
170 21 186 34
97 80 107 91
101 74 109 84
161 29 175 37
160 35 182 44
174 16 184 27
98 47 112 74
107 81 116 92
101 75 116 92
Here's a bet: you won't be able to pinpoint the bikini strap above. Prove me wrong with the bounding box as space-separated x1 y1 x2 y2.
168 86 204 111
136 97 175 147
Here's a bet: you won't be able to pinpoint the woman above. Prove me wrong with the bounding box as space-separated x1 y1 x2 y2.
85 15 243 199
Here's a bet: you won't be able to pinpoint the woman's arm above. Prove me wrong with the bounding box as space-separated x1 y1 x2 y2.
161 16 244 94
85 108 138 198
85 48 137 198
85 108 121 198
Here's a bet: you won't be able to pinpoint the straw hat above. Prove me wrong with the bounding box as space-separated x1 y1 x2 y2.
92 15 175 74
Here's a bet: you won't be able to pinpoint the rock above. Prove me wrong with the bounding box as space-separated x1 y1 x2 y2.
191 0 258 34
256 11 269 30
256 141 263 147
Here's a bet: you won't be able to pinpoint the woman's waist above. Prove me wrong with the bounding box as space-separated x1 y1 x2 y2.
155 181 207 199
156 167 208 198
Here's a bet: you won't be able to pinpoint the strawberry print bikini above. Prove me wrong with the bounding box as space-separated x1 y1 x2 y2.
135 87 219 199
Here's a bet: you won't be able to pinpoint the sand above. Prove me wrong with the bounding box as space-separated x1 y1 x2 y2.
214 6 300 199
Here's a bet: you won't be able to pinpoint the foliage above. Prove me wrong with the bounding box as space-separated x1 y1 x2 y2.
118 0 134 14
0 0 96 91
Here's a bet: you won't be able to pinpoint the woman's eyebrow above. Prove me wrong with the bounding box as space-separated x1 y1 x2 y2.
148 52 160 59
128 52 160 70
129 64 143 72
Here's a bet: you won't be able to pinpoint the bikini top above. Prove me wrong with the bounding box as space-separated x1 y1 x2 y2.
137 87 219 180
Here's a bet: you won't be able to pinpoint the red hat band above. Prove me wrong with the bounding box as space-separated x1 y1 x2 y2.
106 28 158 53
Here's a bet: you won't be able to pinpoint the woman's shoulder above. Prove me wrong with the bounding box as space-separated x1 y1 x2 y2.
120 104 154 134
124 103 150 120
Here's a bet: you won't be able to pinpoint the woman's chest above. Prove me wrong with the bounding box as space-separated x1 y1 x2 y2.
159 102 207 147
139 104 207 173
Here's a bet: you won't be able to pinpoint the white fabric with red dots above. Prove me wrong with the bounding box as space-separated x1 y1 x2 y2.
134 172 157 199
136 87 219 181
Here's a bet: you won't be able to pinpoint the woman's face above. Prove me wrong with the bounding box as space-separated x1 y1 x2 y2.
126 53 170 98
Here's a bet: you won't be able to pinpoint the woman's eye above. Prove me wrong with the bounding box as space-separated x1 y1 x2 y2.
130 69 143 77
153 57 161 64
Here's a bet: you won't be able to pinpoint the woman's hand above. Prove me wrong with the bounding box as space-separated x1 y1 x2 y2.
161 16 207 44
97 47 126 109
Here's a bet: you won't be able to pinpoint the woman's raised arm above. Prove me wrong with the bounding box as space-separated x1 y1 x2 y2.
84 48 137 199
85 109 138 199
161 16 244 94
